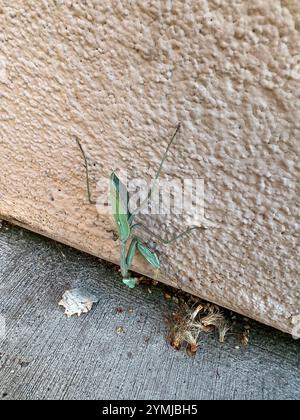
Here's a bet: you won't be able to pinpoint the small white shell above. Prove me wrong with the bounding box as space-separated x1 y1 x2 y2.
59 288 99 318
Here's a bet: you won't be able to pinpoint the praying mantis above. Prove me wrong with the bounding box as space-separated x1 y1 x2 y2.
76 123 203 289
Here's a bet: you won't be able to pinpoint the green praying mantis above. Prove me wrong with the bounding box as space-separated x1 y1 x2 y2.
76 123 203 289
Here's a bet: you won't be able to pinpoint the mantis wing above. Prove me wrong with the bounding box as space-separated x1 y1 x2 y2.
111 172 131 218
137 241 161 270
110 172 130 241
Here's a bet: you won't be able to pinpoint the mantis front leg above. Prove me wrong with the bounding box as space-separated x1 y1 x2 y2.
120 240 129 278
121 236 160 289
120 238 139 289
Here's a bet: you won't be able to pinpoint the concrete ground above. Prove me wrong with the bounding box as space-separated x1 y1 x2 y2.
0 223 299 400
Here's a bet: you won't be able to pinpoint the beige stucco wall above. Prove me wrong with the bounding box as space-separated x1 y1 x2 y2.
0 0 299 334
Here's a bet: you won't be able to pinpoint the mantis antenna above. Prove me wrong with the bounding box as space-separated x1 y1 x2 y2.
75 136 96 205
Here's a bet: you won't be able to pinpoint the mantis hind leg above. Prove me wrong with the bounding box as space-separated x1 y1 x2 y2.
131 223 205 245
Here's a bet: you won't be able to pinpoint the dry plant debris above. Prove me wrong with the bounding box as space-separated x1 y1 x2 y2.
59 288 99 317
240 328 250 346
167 300 231 355
116 326 125 335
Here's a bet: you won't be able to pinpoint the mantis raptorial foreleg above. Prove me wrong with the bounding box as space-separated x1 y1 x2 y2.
121 238 138 289
122 235 161 289
126 238 138 268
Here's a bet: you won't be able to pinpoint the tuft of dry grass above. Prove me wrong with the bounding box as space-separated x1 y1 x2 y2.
218 321 231 344
167 300 231 355
240 329 250 346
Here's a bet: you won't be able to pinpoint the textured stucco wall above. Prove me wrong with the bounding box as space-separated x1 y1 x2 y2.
0 0 299 334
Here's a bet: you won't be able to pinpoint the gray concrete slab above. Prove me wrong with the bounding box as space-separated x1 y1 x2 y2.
0 223 299 400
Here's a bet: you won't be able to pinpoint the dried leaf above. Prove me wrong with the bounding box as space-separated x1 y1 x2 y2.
59 288 99 318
